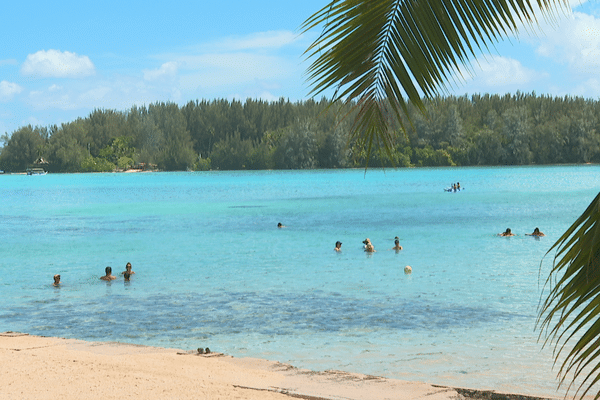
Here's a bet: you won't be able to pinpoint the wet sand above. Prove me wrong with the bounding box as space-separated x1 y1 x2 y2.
0 332 561 400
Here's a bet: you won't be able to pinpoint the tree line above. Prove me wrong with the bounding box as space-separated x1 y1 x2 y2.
1 92 599 173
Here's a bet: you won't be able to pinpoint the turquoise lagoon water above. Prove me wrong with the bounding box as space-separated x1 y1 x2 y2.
1 166 599 397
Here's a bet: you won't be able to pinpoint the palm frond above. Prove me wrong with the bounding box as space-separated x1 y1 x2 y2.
301 0 567 160
538 192 600 399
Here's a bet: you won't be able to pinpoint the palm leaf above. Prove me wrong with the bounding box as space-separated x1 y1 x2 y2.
538 192 600 399
301 0 567 162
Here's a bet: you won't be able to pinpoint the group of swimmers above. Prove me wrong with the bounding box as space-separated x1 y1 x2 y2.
52 262 135 287
333 237 411 274
498 227 545 237
279 221 404 254
333 237 403 253
444 182 461 192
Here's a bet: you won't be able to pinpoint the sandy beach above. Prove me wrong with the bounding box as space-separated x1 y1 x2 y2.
0 332 562 400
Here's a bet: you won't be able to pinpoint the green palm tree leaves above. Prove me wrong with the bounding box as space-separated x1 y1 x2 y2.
301 0 566 162
538 193 600 399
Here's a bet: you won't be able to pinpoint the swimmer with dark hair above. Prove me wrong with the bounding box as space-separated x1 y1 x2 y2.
526 227 545 237
392 239 403 251
363 238 376 253
277 222 285 228
53 274 60 287
121 262 135 275
334 241 342 252
499 228 515 237
100 266 116 281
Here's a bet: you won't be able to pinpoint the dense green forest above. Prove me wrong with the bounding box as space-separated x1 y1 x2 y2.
1 92 599 173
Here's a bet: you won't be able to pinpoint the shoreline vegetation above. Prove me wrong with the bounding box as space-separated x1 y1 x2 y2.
0 332 562 400
1 163 597 176
1 93 600 174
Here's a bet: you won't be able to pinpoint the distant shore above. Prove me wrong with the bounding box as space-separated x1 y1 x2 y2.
0 332 563 400
1 168 154 175
1 163 597 176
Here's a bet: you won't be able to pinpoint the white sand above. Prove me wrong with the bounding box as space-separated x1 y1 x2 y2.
0 333 558 400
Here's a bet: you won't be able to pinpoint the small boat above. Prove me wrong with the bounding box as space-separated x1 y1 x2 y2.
26 167 47 175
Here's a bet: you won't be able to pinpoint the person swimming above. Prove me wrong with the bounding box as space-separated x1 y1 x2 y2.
392 239 403 251
363 238 375 252
53 274 60 287
100 266 116 281
334 241 342 252
277 222 285 228
499 228 515 237
121 262 135 275
526 227 545 237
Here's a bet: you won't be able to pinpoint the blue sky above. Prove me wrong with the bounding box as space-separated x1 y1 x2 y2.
2 0 600 136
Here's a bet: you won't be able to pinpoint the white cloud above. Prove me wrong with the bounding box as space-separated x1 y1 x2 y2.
534 11 600 74
255 91 279 102
27 74 172 112
214 30 299 51
21 49 95 78
176 53 294 90
143 61 178 81
0 81 23 101
76 86 113 105
19 30 306 124
461 55 540 88
0 59 18 67
569 77 600 97
137 29 309 101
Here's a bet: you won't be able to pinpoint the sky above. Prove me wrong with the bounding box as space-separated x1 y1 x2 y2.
2 0 600 136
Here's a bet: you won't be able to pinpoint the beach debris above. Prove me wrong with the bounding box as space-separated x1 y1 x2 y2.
0 331 29 337
177 347 224 357
404 266 412 274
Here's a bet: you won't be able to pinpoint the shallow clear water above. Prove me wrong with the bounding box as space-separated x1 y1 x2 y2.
1 166 598 397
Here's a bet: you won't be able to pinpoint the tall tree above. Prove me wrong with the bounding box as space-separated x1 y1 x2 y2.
276 120 318 169
0 125 48 172
501 106 532 165
150 103 196 170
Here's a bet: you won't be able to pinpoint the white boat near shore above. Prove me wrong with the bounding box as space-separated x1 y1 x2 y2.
26 167 47 175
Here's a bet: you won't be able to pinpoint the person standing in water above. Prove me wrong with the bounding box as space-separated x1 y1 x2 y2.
392 239 403 251
121 262 135 275
526 227 545 237
53 274 61 287
499 228 515 237
334 241 342 252
363 238 376 252
100 266 116 281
